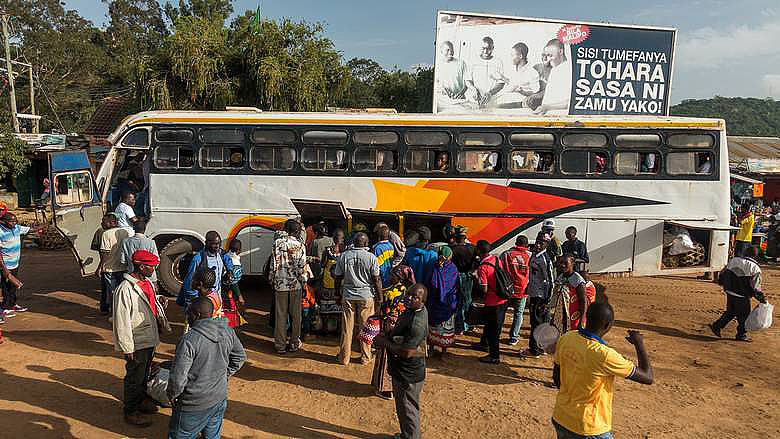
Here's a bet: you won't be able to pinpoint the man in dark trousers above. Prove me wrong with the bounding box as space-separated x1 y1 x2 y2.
710 245 767 342
167 297 247 439
374 284 428 439
476 240 508 364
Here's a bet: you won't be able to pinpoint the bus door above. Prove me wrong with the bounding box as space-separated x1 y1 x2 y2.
48 150 103 276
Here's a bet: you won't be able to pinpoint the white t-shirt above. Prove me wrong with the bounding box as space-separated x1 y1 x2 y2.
506 63 540 94
542 60 572 110
115 202 136 229
469 57 504 96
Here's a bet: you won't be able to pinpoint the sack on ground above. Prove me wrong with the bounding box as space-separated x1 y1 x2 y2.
745 302 774 332
147 361 173 407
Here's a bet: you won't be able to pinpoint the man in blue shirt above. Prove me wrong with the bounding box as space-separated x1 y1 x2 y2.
372 224 395 288
178 231 233 307
1 212 32 319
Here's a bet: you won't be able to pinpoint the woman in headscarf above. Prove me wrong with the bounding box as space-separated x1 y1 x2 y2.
371 264 416 399
425 245 459 355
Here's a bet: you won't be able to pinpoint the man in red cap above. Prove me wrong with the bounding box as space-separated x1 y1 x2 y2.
113 250 170 427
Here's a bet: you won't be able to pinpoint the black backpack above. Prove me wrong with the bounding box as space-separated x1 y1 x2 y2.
481 256 514 300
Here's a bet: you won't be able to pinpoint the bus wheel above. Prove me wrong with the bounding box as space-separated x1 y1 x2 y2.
159 237 201 294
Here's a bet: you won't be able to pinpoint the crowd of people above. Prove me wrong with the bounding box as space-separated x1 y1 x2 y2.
3 193 774 439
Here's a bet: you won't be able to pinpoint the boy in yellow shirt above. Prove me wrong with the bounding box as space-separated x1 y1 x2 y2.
552 303 654 438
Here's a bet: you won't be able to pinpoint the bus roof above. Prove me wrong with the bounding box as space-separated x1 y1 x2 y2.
110 110 725 143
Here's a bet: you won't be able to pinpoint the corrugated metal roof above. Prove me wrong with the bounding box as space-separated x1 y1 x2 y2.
728 136 780 161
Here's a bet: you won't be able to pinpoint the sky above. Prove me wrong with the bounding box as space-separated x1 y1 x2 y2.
62 0 780 103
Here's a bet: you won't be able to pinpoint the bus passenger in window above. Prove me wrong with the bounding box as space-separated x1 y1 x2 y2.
377 151 395 171
481 152 499 172
537 153 554 172
697 153 712 174
640 153 657 173
593 153 607 174
435 152 449 172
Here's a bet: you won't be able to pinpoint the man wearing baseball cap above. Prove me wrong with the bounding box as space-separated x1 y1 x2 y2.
113 250 171 427
541 219 562 261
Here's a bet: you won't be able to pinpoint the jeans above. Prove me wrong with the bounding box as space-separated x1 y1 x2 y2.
508 297 528 342
484 303 508 359
124 347 154 415
168 399 228 439
553 420 614 439
713 294 752 337
302 307 313 335
455 272 473 333
100 271 123 312
528 297 550 354
1 268 19 310
393 378 423 439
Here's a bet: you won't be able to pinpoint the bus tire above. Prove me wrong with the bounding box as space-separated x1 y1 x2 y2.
159 236 202 294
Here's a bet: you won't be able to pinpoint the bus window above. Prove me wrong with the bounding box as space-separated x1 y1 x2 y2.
614 152 659 175
354 149 397 172
121 128 150 148
457 150 501 173
404 149 448 172
54 171 93 206
250 147 296 170
458 132 502 146
615 134 661 148
562 133 608 147
200 128 244 144
301 148 347 171
200 145 245 169
667 133 714 148
561 150 608 175
155 129 194 143
154 145 194 169
667 152 713 175
252 129 296 144
354 131 398 146
509 133 555 147
405 131 450 146
303 130 348 145
510 150 554 173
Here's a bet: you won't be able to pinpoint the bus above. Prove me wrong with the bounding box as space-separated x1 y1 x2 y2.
47 110 731 293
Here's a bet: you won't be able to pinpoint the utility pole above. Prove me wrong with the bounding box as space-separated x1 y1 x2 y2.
2 14 19 133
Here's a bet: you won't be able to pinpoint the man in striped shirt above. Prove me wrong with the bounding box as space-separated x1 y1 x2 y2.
1 212 31 319
372 224 396 288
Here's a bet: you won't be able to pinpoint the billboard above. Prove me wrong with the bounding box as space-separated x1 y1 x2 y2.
433 11 676 116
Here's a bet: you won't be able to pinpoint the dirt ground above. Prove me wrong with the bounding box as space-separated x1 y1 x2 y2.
1 249 779 439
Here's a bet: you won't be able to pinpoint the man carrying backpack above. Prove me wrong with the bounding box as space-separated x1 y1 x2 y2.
476 240 512 364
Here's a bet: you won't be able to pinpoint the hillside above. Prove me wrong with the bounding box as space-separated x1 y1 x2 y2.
670 97 780 136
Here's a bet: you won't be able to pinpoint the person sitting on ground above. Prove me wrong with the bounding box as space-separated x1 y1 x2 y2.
167 296 246 439
561 226 589 274
552 302 653 439
373 284 429 439
555 254 596 331
710 245 767 342
112 250 171 427
425 246 459 355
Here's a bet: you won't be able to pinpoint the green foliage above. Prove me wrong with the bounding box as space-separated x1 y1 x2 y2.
0 124 31 177
164 0 234 24
670 97 780 136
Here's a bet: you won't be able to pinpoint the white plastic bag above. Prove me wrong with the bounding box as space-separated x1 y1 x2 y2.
147 367 172 407
669 230 696 256
745 302 774 332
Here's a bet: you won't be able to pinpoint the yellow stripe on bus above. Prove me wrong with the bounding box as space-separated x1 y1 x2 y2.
130 117 723 130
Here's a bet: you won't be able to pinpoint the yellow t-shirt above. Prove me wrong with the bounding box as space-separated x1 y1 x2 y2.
735 214 755 243
553 331 635 436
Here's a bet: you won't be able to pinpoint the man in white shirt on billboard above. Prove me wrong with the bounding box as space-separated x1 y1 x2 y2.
494 42 541 109
466 36 505 108
435 40 469 112
534 38 571 115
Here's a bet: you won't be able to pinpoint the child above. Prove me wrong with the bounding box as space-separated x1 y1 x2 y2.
223 239 246 329
191 267 222 318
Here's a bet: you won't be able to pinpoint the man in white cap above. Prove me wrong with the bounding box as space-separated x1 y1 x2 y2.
541 219 562 260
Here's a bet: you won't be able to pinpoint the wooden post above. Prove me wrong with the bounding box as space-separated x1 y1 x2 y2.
2 15 19 132
28 65 36 133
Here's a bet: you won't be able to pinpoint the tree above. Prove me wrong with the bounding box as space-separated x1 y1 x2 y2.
671 97 780 136
103 0 168 84
338 58 386 108
0 123 31 177
164 0 233 24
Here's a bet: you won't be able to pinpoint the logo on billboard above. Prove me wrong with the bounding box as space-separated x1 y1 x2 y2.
557 24 590 45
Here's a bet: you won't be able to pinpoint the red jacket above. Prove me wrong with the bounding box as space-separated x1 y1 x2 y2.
502 246 531 298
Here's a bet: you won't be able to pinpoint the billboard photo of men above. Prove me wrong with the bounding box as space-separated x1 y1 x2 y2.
493 42 541 109
534 38 571 115
465 36 505 108
434 41 470 113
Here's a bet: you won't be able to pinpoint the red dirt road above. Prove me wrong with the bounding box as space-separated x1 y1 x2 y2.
0 249 778 438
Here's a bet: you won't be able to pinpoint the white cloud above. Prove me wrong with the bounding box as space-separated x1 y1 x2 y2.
761 74 780 98
677 19 780 69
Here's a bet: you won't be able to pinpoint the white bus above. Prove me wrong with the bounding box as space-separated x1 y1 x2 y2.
47 110 731 293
